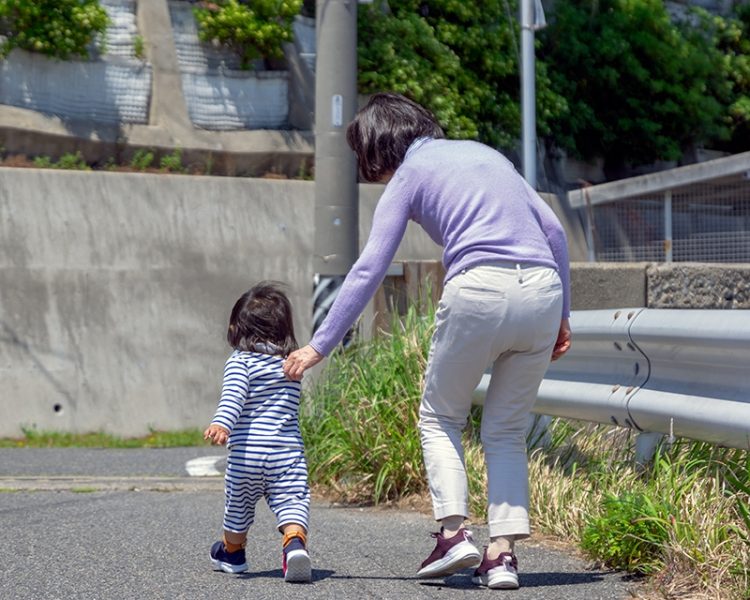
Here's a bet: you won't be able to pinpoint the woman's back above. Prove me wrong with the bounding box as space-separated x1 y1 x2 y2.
391 138 564 282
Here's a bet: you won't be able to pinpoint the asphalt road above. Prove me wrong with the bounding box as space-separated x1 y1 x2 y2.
0 448 639 599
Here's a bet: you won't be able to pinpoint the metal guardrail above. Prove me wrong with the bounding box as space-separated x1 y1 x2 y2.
473 309 750 449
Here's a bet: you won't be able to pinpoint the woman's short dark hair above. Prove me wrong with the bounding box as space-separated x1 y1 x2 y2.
227 281 298 357
346 92 445 182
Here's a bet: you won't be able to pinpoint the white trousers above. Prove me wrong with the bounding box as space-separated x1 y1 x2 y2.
418 263 563 539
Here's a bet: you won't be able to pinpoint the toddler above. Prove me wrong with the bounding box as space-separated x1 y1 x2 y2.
204 282 311 583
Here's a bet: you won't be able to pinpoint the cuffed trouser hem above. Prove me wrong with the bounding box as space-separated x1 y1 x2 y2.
432 502 470 523
488 519 530 539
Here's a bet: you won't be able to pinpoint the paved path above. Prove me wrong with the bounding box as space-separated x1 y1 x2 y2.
0 448 639 599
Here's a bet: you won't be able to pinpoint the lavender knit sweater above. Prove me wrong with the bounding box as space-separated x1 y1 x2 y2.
310 138 571 357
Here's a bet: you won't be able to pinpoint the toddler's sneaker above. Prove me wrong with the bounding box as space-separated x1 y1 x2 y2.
283 532 312 583
472 550 519 589
416 528 481 579
209 540 248 574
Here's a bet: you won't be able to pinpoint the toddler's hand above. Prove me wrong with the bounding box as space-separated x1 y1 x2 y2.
204 424 229 445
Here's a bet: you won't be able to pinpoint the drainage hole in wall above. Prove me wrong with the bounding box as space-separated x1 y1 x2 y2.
53 403 64 414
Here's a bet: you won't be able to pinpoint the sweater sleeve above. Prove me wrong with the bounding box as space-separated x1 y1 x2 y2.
210 355 250 433
528 189 571 318
310 174 413 356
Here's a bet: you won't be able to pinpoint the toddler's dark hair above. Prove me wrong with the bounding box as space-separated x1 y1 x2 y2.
227 282 298 356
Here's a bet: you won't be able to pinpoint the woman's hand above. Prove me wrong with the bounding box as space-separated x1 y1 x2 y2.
284 345 324 381
204 424 229 446
551 318 572 361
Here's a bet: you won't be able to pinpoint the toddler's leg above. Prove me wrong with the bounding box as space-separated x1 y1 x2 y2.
265 448 312 583
223 530 247 552
210 446 264 574
210 529 249 574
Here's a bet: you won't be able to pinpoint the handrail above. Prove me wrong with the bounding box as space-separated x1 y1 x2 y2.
473 309 750 449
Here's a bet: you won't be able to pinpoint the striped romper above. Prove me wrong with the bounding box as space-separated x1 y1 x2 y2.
210 348 310 534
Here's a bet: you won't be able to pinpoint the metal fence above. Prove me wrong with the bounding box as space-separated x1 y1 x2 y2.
568 154 750 263
588 180 750 262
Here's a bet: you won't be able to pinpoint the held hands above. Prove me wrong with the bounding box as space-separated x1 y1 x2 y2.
551 318 572 361
283 344 324 381
203 424 230 446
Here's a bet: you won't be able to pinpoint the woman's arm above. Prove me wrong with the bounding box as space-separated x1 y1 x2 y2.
308 174 413 357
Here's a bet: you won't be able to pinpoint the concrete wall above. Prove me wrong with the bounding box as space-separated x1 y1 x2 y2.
570 262 750 310
2 167 744 437
0 169 438 437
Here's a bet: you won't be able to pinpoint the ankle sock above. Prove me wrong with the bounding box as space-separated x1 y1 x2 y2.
282 529 307 549
223 537 245 553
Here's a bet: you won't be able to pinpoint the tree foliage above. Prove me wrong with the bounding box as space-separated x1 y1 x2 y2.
194 0 302 69
357 0 568 148
540 0 728 168
0 0 109 60
357 0 750 169
699 4 750 153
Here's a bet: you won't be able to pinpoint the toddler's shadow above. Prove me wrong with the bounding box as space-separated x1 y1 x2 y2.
236 568 336 583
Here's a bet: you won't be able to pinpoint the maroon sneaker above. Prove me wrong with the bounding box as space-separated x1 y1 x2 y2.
416 528 481 579
472 550 519 589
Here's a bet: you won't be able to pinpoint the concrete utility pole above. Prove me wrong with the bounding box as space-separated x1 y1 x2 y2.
520 0 546 189
312 0 359 336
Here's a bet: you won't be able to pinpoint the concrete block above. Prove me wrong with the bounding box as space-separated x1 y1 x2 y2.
647 263 750 309
570 262 648 310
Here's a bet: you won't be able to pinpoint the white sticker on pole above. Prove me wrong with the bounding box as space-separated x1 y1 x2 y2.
332 94 343 127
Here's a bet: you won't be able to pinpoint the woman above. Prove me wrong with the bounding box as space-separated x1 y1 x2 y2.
283 92 571 590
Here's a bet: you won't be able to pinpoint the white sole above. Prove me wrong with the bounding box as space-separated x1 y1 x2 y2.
210 558 248 574
472 572 520 589
284 549 312 583
416 541 482 579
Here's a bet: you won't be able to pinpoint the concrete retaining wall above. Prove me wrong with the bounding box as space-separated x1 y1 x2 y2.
0 169 438 437
1 168 745 437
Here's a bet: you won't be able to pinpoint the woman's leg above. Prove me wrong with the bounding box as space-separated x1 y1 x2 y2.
419 275 504 529
480 266 562 547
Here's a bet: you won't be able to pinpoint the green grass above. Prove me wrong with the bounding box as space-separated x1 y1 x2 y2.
301 302 433 503
0 427 205 448
529 423 750 598
301 300 750 599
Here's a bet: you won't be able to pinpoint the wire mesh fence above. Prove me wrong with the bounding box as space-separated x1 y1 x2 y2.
589 177 750 262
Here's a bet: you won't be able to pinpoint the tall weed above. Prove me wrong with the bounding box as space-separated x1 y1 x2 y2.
301 304 432 503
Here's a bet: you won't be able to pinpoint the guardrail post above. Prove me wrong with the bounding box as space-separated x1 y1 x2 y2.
634 431 664 467
664 190 673 262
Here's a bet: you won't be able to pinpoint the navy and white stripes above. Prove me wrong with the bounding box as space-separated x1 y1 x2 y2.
223 446 310 533
211 349 310 533
211 350 303 448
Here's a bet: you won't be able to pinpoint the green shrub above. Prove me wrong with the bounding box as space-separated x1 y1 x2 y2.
133 34 145 60
130 149 154 171
0 0 109 59
193 0 302 69
55 151 89 170
160 148 185 173
581 490 671 574
32 155 53 168
32 152 89 170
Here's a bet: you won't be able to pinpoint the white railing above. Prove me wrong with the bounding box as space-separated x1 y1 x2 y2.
474 309 750 449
